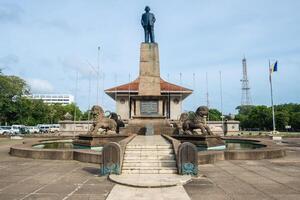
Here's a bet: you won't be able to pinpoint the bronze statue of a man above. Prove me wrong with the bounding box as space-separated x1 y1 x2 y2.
141 6 156 43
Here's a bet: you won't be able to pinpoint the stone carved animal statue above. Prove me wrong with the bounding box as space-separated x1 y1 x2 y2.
177 113 192 135
182 106 214 136
108 112 125 133
89 105 117 135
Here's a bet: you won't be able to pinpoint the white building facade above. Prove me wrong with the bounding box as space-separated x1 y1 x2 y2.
24 94 74 105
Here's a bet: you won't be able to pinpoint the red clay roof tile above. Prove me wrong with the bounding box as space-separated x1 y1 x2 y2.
105 78 192 93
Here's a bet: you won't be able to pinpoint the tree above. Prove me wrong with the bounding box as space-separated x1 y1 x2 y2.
275 111 290 130
62 103 82 121
247 106 272 130
208 109 222 121
0 73 30 124
81 110 91 121
235 104 300 131
0 71 83 125
235 105 256 129
290 112 300 131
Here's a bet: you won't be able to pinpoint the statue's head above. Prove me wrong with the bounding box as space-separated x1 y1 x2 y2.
145 6 150 12
179 113 189 122
195 106 209 117
110 112 118 122
91 105 104 119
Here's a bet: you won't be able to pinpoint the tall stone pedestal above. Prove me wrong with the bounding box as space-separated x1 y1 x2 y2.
121 115 175 135
138 43 161 96
134 43 164 118
125 42 173 135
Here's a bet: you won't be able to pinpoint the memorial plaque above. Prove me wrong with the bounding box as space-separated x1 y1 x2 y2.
140 101 158 115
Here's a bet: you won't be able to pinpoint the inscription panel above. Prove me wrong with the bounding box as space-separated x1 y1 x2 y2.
140 101 158 115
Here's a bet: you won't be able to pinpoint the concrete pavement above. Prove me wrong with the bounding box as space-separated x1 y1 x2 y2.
1 137 300 199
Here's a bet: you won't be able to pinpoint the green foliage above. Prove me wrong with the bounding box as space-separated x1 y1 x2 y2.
290 112 300 131
0 72 83 125
0 73 30 124
236 104 300 131
81 110 91 121
46 103 83 123
208 109 222 121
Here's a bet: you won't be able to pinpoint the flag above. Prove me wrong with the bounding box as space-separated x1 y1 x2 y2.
270 61 278 74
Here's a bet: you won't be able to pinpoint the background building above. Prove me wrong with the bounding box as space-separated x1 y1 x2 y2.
24 94 74 105
105 78 192 120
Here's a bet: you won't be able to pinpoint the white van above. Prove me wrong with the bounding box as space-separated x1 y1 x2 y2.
37 124 51 133
11 125 26 134
49 124 60 133
26 126 39 134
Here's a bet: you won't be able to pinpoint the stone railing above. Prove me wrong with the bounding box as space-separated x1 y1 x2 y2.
162 134 198 175
178 142 198 175
162 134 180 165
101 134 136 175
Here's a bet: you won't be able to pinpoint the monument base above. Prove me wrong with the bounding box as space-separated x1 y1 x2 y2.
73 134 130 147
120 116 175 135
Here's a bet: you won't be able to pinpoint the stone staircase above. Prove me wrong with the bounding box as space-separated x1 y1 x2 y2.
122 136 177 174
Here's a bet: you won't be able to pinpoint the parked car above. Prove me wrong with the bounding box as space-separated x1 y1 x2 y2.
37 124 51 133
11 125 26 134
49 124 60 133
0 126 13 135
26 126 39 134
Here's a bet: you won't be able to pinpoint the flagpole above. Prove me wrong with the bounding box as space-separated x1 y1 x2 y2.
206 72 210 121
128 73 131 119
269 60 276 134
97 46 100 105
219 71 224 135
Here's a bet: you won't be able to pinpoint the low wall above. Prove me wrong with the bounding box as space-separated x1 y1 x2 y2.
198 151 224 164
10 135 137 165
197 138 286 164
224 148 285 160
73 150 101 164
10 141 102 164
10 137 286 166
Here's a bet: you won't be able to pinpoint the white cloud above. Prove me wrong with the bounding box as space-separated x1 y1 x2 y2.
27 78 54 93
60 56 93 77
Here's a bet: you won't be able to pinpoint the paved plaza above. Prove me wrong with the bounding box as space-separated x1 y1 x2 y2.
0 137 300 200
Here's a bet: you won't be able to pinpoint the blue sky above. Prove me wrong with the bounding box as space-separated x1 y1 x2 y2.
1 0 299 114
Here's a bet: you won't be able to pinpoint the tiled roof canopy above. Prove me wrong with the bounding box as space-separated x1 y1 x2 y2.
105 78 192 93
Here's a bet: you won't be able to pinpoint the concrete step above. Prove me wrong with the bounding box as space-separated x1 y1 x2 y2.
125 148 173 151
124 155 175 160
123 159 176 163
122 162 176 167
126 145 172 149
121 136 178 174
122 166 177 170
125 150 174 154
122 169 177 174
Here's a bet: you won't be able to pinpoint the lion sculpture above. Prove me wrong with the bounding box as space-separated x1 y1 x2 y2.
182 106 214 136
89 105 117 135
109 112 125 133
177 112 192 135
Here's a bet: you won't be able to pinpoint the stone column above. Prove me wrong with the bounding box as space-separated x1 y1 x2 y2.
138 43 161 96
